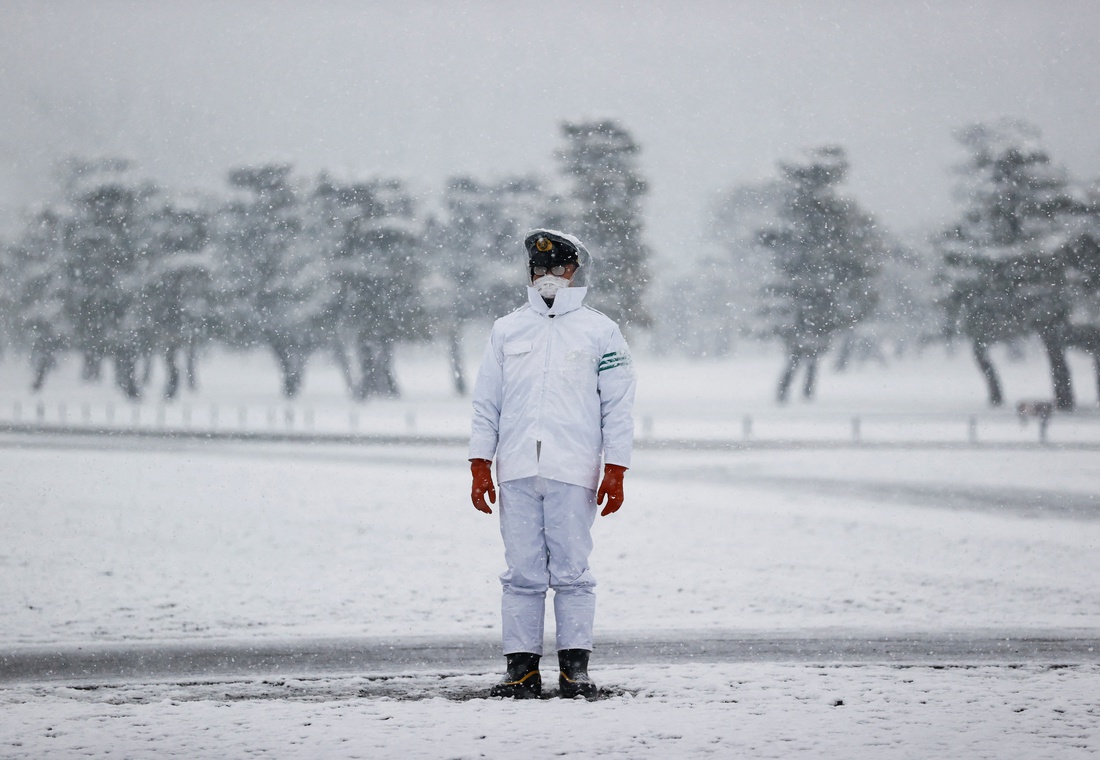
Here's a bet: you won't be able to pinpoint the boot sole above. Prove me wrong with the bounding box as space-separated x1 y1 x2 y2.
489 672 542 699
558 679 599 700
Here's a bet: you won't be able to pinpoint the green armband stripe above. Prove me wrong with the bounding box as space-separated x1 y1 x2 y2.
598 352 631 372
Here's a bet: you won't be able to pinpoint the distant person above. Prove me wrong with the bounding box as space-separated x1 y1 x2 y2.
468 229 637 700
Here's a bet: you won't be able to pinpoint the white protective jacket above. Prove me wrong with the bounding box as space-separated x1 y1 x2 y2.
469 285 636 492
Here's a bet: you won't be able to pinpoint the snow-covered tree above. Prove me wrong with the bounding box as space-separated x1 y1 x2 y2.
425 174 542 394
58 159 158 398
557 120 652 327
706 173 934 369
313 176 426 400
212 165 331 398
6 164 218 399
938 119 1097 409
1048 183 1100 405
2 206 72 390
133 195 215 399
757 146 884 401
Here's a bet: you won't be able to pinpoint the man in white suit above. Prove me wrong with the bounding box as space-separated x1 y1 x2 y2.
469 229 637 700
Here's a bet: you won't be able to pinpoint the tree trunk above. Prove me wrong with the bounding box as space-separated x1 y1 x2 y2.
1062 325 1100 408
376 340 399 398
776 353 801 403
802 354 818 399
82 353 102 382
164 348 180 400
353 340 373 401
1039 332 1074 411
113 350 141 400
272 343 305 398
448 327 467 396
1094 354 1100 407
971 341 1004 407
140 353 154 386
31 352 55 392
185 343 199 391
332 340 357 397
356 337 400 400
833 332 853 372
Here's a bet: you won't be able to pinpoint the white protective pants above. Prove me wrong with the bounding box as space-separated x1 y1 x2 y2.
498 476 597 656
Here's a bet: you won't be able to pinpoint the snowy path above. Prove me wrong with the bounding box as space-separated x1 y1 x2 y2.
3 631 1099 687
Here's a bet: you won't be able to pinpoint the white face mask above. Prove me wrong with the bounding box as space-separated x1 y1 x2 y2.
533 275 571 299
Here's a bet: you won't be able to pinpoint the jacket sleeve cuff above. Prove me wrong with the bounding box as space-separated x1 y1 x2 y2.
468 439 498 462
602 446 631 469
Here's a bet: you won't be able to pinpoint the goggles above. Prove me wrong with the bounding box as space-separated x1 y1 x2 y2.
530 263 575 278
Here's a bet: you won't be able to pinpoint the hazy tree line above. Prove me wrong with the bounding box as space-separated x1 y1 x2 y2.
690 117 1100 408
938 120 1100 410
0 120 650 400
2 117 1099 408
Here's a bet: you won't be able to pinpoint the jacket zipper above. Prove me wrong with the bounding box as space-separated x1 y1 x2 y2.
535 314 555 461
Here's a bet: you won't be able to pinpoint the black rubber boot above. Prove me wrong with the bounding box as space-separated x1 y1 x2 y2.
489 653 542 699
558 649 598 700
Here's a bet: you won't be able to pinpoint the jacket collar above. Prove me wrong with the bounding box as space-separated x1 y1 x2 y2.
526 285 588 317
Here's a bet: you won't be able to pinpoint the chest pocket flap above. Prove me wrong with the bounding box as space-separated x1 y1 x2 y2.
503 340 534 356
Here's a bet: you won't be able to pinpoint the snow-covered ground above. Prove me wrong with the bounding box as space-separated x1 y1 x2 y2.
2 343 1099 757
3 441 1099 644
3 662 1097 759
3 340 1099 444
3 439 1099 757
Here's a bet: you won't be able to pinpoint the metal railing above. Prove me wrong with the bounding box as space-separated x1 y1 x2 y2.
3 400 1099 449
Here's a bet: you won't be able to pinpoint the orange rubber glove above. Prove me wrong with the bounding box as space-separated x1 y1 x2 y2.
470 458 496 514
597 464 627 516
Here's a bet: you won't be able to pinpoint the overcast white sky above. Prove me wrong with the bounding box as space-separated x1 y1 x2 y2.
2 0 1098 263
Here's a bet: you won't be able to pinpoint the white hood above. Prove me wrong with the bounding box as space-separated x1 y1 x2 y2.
522 228 595 287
